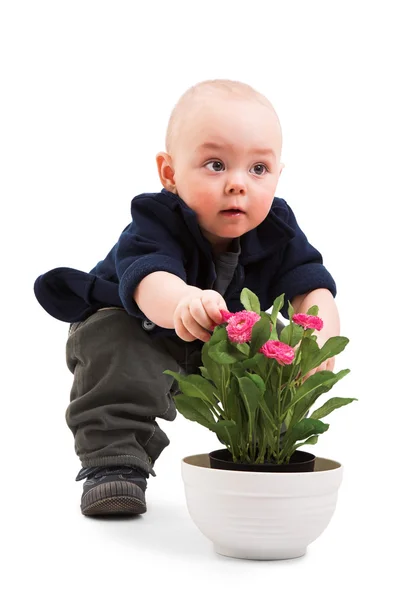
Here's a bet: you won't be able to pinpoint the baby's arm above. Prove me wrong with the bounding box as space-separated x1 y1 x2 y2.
134 271 227 342
292 288 340 340
292 287 340 374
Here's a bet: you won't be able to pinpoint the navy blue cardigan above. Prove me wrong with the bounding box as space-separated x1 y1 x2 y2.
34 189 336 336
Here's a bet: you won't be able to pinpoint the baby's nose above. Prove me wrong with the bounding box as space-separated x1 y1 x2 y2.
225 177 246 195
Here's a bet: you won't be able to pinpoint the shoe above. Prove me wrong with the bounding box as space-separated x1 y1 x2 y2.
76 465 148 516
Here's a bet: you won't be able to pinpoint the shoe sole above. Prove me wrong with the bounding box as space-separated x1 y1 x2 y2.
81 481 147 516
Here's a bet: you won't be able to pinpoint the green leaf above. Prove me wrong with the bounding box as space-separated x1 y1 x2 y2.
232 377 246 434
284 405 294 430
240 288 261 314
301 337 349 376
201 342 223 389
163 368 180 380
209 325 228 346
266 367 280 395
282 418 329 451
212 419 237 431
293 435 319 451
208 341 240 364
231 363 246 379
249 313 271 354
307 305 319 316
163 372 219 406
263 386 277 420
290 369 350 421
271 293 285 322
269 294 285 340
299 337 321 376
212 418 238 446
281 361 299 388
240 353 266 372
258 397 276 430
238 376 263 443
199 366 212 380
310 397 358 420
174 394 216 429
288 300 295 321
317 336 349 364
292 418 329 440
280 322 304 347
246 373 266 392
224 382 242 429
236 343 250 356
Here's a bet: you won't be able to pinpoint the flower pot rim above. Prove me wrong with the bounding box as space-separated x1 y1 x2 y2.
182 452 342 473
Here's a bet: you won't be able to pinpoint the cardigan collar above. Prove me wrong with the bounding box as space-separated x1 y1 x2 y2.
160 189 296 264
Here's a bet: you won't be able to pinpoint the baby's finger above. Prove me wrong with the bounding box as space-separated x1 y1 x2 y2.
181 309 211 343
216 294 228 309
188 297 214 331
174 318 197 342
174 309 197 342
202 299 226 324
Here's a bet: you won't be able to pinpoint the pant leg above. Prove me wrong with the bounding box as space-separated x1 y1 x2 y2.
65 308 198 477
65 309 289 475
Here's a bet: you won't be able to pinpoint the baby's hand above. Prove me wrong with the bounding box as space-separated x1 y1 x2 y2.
173 289 228 343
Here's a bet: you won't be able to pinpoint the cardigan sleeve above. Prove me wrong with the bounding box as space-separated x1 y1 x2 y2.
116 194 187 317
268 200 336 319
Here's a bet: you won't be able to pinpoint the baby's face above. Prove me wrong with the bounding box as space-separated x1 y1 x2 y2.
169 95 283 252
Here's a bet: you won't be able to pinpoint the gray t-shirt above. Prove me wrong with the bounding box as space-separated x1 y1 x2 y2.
138 238 241 333
212 237 241 297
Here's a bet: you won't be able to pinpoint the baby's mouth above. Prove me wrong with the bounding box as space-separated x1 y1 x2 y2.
220 208 246 216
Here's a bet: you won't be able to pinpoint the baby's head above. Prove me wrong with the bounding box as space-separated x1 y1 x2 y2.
156 79 284 253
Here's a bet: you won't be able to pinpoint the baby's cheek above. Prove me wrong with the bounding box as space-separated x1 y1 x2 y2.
194 195 218 218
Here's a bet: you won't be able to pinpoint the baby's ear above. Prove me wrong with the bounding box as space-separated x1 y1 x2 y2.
156 152 176 192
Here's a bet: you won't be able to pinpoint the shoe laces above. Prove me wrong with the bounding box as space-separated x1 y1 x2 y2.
76 465 148 482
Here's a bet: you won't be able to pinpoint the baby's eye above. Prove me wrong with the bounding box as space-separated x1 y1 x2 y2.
205 160 225 172
250 164 268 175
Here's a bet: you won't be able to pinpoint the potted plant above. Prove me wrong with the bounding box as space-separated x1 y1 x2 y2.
165 289 357 560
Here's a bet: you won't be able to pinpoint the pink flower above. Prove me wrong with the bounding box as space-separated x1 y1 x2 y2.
225 310 261 343
209 309 235 331
220 309 235 323
259 340 295 365
292 313 324 331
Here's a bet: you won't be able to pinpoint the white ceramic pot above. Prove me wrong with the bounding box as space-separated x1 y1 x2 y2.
182 453 343 561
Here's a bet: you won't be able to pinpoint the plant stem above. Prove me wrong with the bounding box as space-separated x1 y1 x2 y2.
280 335 305 416
226 429 238 461
220 367 228 414
276 365 283 459
280 362 298 415
264 360 274 387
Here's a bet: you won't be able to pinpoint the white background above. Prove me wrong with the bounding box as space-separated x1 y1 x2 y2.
1 1 398 598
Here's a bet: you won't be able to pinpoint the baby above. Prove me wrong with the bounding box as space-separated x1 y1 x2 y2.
34 79 340 517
